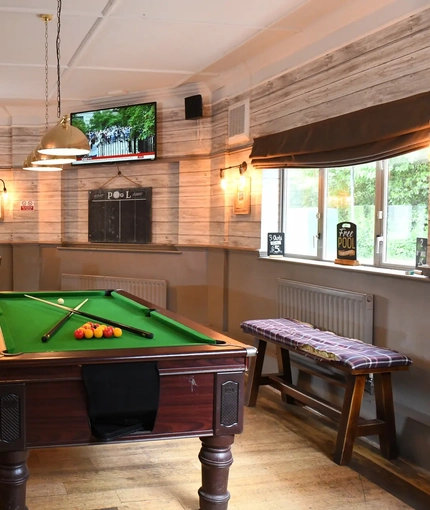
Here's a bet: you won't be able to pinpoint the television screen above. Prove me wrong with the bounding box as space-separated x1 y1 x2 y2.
70 102 156 165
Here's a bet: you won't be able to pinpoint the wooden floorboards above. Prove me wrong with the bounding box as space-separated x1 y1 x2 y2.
26 386 430 510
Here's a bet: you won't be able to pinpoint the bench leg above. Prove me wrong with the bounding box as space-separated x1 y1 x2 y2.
334 374 366 465
245 339 266 406
276 347 295 405
374 372 398 459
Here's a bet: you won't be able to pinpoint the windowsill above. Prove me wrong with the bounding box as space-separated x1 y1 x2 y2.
259 254 430 282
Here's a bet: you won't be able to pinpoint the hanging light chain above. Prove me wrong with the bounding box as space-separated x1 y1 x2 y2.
35 0 90 159
56 0 62 120
44 16 50 131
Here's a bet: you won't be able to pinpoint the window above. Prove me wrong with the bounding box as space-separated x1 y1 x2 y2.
383 152 429 266
261 148 429 268
324 164 376 265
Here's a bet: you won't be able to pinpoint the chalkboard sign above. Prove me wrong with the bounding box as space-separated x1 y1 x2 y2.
268 233 284 257
336 222 357 261
416 237 427 268
88 187 152 244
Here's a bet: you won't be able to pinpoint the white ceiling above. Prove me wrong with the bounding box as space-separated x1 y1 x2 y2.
0 0 429 123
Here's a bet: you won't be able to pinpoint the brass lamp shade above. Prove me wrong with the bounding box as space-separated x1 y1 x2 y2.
32 152 75 166
38 115 90 156
23 150 63 172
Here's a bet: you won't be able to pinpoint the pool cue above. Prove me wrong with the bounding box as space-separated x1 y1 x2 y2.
24 294 154 339
41 298 88 343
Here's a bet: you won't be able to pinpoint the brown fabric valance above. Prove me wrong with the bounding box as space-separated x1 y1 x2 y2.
250 91 430 168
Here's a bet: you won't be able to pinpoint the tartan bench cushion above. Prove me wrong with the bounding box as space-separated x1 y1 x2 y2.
240 318 412 370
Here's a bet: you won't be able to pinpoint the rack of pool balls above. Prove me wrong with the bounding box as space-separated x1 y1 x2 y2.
74 322 122 340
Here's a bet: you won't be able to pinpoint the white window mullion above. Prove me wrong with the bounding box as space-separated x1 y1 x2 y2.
374 160 385 266
279 168 286 231
317 168 325 260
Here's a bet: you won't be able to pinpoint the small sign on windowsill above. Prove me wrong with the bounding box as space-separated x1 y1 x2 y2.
415 237 427 268
334 222 360 266
268 233 284 257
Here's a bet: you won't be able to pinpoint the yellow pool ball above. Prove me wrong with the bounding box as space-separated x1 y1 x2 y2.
93 327 104 339
113 327 122 337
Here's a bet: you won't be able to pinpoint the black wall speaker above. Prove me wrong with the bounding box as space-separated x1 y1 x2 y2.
184 94 203 120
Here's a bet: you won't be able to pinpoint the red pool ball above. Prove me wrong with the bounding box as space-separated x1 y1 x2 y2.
103 326 113 338
74 328 85 340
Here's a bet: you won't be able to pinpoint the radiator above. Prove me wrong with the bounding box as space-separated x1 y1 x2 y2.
61 274 167 309
278 279 374 344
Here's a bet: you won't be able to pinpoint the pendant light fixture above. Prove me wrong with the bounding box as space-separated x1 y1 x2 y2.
23 149 63 172
37 0 89 157
23 13 70 171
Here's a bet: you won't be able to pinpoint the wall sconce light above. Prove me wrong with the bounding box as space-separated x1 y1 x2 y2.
219 161 248 190
238 161 247 187
220 169 227 190
0 179 7 202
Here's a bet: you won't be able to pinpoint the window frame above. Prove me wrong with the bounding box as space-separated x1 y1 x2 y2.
268 153 428 269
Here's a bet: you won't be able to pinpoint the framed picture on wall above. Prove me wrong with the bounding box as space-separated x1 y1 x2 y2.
233 178 251 215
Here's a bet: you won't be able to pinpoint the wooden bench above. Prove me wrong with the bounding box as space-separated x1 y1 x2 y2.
241 318 412 465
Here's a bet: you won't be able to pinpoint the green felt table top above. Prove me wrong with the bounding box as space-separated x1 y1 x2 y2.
0 290 216 354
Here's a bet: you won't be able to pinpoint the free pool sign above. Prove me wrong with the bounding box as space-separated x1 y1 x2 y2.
337 222 356 259
20 200 35 211
336 222 358 263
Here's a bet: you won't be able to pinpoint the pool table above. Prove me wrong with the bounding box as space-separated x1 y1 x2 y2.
0 290 256 510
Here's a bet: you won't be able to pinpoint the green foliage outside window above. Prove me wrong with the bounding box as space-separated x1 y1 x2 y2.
326 156 429 264
386 157 429 263
326 165 375 262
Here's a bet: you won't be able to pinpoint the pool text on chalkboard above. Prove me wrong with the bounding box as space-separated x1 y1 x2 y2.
268 233 285 256
91 189 147 201
336 222 357 260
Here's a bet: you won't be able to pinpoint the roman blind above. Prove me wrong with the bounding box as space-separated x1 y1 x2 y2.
250 91 430 168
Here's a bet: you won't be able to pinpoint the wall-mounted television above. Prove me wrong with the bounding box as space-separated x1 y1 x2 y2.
70 101 156 165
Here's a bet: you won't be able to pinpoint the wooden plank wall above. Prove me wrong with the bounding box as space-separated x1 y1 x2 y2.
0 8 429 248
210 7 430 249
0 126 11 169
248 10 430 138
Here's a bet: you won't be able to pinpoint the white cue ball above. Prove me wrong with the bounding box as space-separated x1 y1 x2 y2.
57 298 64 305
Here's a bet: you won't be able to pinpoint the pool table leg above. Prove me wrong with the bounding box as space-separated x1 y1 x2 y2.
198 435 234 510
0 450 29 510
